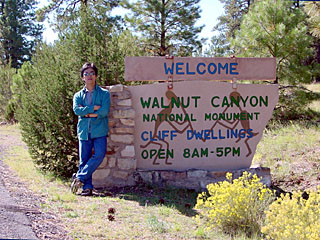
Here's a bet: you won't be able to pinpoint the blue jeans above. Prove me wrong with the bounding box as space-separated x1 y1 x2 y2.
77 134 107 190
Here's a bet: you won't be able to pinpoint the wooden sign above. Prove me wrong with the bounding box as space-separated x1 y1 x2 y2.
128 81 279 171
125 57 276 81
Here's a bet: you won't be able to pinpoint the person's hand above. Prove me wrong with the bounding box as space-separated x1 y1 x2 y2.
94 105 101 111
85 113 98 118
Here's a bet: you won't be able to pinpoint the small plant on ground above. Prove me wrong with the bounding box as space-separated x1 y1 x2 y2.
195 172 275 237
262 187 320 240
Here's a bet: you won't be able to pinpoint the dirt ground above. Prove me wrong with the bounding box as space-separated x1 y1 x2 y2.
0 123 72 240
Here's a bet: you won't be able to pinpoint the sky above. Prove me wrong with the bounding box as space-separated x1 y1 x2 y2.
40 0 224 44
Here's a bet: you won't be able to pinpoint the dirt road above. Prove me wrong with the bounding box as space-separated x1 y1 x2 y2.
0 124 71 240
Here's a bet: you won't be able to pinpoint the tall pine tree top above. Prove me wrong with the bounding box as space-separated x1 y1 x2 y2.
0 0 43 68
123 0 204 56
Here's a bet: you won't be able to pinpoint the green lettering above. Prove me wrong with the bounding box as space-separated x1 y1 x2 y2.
216 147 223 157
230 96 240 107
192 96 201 108
181 97 190 108
221 96 230 108
171 97 180 108
201 148 209 157
205 113 211 121
240 112 247 120
167 149 174 159
247 112 253 120
176 113 183 122
211 96 219 107
151 114 157 121
233 147 240 156
260 96 268 107
219 113 225 120
152 98 160 108
158 149 165 159
143 114 150 122
192 148 199 158
191 114 197 122
150 149 157 158
183 148 190 158
233 113 240 120
141 150 148 159
241 96 249 107
250 96 258 107
161 97 169 108
140 97 151 108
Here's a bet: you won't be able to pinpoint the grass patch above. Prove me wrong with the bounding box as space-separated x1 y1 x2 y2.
306 83 320 113
1 124 238 239
253 121 320 191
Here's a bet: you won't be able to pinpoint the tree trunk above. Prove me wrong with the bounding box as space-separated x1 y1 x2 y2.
159 0 166 56
316 39 320 83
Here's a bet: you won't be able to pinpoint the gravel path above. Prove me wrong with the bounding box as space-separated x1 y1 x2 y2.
0 124 72 240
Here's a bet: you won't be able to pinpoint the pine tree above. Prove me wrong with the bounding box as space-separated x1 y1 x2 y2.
0 62 15 117
123 0 204 56
37 0 120 32
232 0 320 120
0 0 43 68
304 2 320 82
232 0 314 84
206 0 253 56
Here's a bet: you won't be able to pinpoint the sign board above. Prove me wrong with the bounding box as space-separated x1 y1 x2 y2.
125 57 276 81
128 81 279 171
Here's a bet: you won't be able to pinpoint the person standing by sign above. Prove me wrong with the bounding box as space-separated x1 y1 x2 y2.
71 63 110 196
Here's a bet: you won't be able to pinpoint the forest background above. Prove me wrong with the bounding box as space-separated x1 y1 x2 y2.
0 0 319 176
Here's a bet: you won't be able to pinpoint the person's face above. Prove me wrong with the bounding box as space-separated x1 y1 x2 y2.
82 67 97 85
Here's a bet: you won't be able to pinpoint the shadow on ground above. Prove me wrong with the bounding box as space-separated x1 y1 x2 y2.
93 182 200 217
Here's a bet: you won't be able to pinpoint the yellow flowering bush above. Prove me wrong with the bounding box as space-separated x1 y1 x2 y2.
195 172 274 236
262 187 320 240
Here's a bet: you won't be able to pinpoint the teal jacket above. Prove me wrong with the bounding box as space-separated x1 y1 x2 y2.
73 85 110 140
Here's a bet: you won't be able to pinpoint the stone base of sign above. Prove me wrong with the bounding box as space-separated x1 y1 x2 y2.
135 167 271 191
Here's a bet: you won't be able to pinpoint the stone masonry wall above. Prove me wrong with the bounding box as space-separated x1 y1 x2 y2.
93 84 136 188
92 84 271 191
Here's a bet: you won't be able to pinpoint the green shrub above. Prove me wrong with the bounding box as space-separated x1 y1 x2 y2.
4 100 17 123
262 188 320 240
274 85 320 121
15 45 81 177
195 172 275 237
0 63 15 120
14 6 144 177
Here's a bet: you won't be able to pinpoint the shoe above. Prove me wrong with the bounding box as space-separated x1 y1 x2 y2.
81 188 93 196
70 178 83 194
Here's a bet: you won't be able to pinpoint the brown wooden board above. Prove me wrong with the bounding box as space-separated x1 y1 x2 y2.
125 57 276 81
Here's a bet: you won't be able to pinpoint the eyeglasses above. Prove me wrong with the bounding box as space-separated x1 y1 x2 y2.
84 72 96 77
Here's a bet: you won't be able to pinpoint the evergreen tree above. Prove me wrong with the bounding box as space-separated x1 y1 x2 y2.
37 0 120 32
0 62 15 117
206 0 253 56
232 0 320 120
123 0 204 56
304 2 320 82
0 0 43 68
304 2 320 38
13 4 144 177
232 0 314 84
